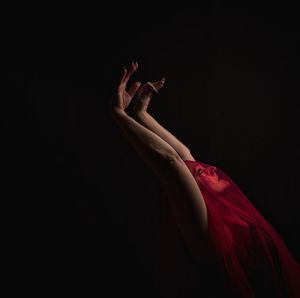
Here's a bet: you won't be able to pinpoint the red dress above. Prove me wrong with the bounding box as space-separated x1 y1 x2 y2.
182 159 300 297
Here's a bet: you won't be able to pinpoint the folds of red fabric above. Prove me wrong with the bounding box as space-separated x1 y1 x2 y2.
183 159 300 297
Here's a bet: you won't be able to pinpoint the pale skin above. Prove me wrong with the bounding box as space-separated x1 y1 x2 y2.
111 62 219 263
133 78 196 161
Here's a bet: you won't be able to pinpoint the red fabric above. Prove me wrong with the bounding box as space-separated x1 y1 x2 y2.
183 159 300 297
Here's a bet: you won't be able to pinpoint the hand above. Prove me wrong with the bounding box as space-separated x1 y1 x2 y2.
111 62 141 112
133 78 165 114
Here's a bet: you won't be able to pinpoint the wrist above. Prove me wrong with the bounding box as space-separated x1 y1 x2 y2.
133 109 148 119
111 107 127 119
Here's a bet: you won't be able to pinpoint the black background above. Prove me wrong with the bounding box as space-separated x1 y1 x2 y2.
5 2 300 297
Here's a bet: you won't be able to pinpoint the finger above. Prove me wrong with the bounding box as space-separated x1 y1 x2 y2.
128 81 141 97
118 67 128 86
124 61 138 83
152 77 166 90
123 61 138 84
152 82 164 90
146 82 158 93
113 67 127 97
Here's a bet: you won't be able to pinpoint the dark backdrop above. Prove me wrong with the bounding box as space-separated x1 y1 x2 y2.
5 3 300 297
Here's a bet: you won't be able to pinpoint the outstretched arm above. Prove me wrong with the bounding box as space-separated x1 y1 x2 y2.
133 79 195 161
110 63 217 262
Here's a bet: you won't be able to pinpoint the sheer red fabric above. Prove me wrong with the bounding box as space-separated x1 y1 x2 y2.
183 159 300 297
